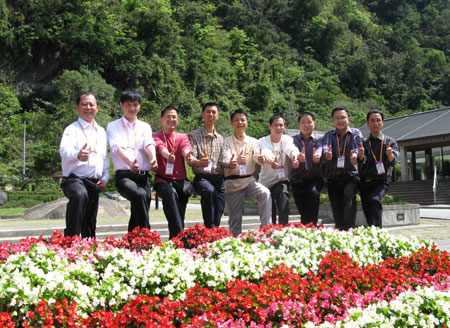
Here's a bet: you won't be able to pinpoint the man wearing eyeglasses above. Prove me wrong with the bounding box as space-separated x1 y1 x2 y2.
107 90 158 232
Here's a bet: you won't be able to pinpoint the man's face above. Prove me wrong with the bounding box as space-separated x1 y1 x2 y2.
120 100 141 122
201 105 219 125
367 113 384 135
268 118 286 137
160 109 179 131
231 113 248 134
332 109 350 132
299 115 316 136
76 94 98 123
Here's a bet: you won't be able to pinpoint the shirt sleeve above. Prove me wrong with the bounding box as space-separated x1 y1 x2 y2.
107 121 127 154
59 125 80 161
179 134 192 154
143 123 155 148
153 133 166 153
188 132 199 159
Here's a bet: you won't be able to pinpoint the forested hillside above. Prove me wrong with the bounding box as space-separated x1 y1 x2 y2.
0 0 449 184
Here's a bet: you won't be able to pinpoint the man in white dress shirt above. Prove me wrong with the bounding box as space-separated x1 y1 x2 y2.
107 90 158 232
59 92 109 238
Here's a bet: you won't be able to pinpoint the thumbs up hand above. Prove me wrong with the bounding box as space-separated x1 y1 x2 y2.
386 141 394 162
270 156 279 169
130 158 140 173
168 149 176 164
298 147 306 163
325 145 332 161
198 153 210 167
358 141 365 160
291 152 299 169
78 143 90 162
313 147 321 164
229 153 238 169
237 150 246 165
350 149 358 165
257 148 265 164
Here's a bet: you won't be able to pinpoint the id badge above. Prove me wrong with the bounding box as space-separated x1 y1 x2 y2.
204 159 213 173
88 151 97 167
239 163 247 176
337 156 345 168
376 161 386 175
277 166 285 179
165 162 174 175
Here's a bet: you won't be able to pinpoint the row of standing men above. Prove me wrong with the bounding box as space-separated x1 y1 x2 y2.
59 90 399 239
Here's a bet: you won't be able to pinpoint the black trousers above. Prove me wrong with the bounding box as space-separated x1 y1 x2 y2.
61 174 100 238
115 170 152 232
154 180 189 239
360 179 388 228
193 174 225 228
291 176 323 225
269 180 290 225
327 176 359 231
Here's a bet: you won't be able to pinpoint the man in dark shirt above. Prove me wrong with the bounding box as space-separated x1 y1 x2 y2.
358 109 399 228
291 112 323 225
323 107 363 230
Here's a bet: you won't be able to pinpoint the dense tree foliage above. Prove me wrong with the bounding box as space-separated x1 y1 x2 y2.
0 0 448 182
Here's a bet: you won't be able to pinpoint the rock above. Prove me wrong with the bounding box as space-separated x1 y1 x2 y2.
0 191 6 205
23 197 128 220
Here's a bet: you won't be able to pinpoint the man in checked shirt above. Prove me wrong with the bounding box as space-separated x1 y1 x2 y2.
188 102 227 229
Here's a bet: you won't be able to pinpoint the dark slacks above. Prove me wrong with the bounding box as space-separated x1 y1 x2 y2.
327 176 359 231
154 181 189 239
360 180 388 228
193 174 225 228
61 174 100 238
115 170 152 232
291 176 323 225
269 180 290 225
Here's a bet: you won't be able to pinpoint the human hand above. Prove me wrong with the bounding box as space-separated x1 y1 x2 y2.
78 143 89 162
312 147 321 164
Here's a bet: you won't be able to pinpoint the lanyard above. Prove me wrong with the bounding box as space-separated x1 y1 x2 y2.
300 137 313 155
121 118 137 149
232 135 247 156
162 131 177 153
271 138 283 166
369 138 384 162
203 136 216 160
77 120 97 152
336 133 349 157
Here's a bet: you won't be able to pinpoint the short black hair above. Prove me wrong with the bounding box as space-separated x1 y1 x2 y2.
120 90 142 104
366 109 384 121
76 92 99 106
331 107 350 118
161 105 178 117
269 115 285 125
298 112 315 122
230 109 248 121
202 102 220 112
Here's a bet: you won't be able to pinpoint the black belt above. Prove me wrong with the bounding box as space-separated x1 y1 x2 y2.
224 174 252 181
116 169 149 176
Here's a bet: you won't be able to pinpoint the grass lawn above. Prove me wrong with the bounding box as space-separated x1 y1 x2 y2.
0 207 28 216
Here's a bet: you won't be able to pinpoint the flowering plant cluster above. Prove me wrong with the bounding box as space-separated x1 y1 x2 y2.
171 223 233 249
0 224 448 327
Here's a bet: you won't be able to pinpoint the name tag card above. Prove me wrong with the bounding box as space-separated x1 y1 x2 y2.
337 156 345 168
376 161 386 175
88 151 97 167
277 166 285 179
204 159 213 173
239 163 247 176
165 162 174 175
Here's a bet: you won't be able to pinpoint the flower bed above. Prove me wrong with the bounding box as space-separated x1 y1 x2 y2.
0 224 449 327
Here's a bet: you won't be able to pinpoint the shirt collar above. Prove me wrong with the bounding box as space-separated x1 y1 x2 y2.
333 126 352 136
201 126 217 138
299 132 317 140
78 117 96 129
370 132 384 141
121 116 137 128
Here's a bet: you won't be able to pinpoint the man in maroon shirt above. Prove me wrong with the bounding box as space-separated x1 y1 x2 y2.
153 106 193 239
